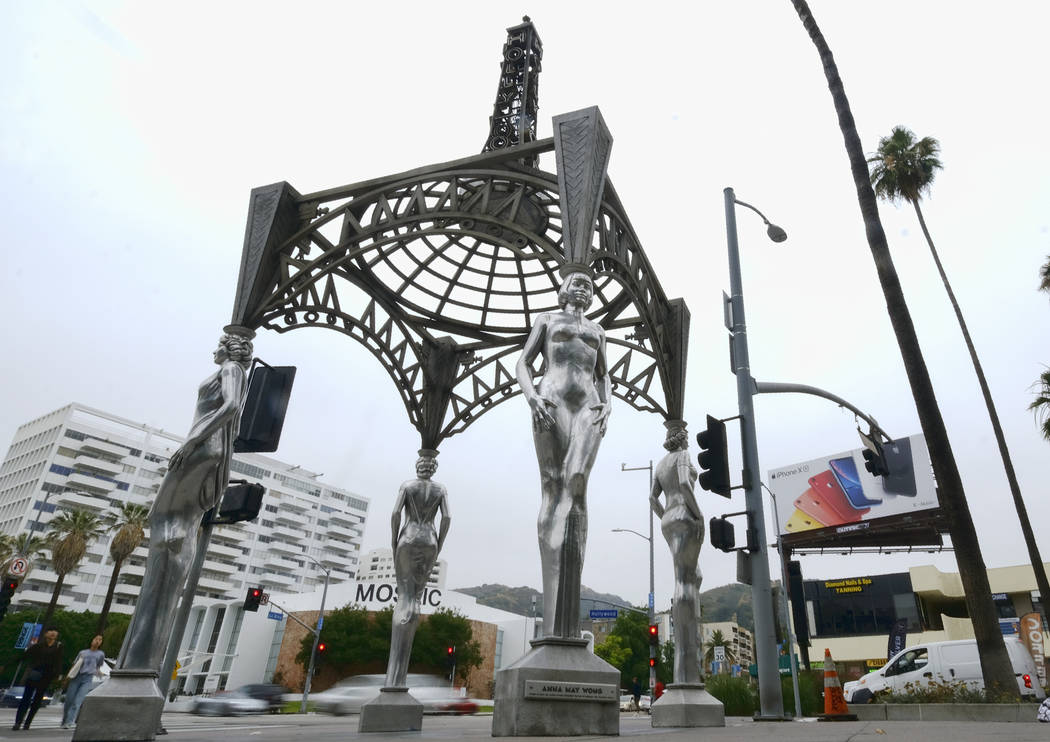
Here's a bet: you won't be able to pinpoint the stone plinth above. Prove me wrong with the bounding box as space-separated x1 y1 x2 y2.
492 637 620 737
72 669 165 741
650 682 725 728
358 687 423 733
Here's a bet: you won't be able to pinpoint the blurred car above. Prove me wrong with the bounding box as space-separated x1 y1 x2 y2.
239 683 288 712
0 686 52 708
312 674 476 716
618 693 651 712
191 689 268 716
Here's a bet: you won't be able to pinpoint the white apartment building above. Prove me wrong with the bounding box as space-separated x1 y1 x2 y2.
357 547 447 590
0 403 370 614
701 619 755 673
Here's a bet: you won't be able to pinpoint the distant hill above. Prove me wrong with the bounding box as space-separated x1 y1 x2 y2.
456 581 766 633
455 584 634 618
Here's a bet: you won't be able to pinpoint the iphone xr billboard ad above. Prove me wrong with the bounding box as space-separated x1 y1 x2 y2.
769 434 937 543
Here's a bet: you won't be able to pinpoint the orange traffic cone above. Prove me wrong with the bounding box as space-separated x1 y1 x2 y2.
819 648 858 721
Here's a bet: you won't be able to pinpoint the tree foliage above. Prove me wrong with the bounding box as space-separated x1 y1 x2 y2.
43 509 108 626
296 605 482 684
591 609 671 689
594 634 630 670
868 125 942 205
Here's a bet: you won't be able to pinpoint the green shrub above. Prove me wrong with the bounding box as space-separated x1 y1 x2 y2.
705 674 756 716
877 679 1023 704
781 670 824 716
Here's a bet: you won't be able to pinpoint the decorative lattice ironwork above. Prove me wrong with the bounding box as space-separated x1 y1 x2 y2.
229 27 689 451
483 17 542 168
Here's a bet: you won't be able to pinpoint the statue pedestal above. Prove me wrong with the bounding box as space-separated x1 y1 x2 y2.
358 687 423 733
72 669 165 741
492 637 619 737
650 682 725 728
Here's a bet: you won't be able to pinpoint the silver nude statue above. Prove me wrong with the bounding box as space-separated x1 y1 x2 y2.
120 333 253 672
516 270 611 637
650 425 704 684
385 451 451 687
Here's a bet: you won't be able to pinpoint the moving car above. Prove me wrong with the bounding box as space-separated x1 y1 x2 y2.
311 674 477 716
843 637 1045 703
0 687 51 708
240 683 288 712
191 689 268 716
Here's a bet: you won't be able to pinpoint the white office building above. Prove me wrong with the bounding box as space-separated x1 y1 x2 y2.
357 547 447 590
0 403 370 614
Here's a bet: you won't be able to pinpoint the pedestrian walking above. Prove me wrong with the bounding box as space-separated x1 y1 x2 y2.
13 627 63 731
62 634 106 729
631 676 641 712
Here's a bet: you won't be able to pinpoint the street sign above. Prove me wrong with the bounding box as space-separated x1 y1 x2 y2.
589 609 618 619
317 616 324 630
14 623 35 649
260 592 270 606
8 555 28 577
267 610 284 621
648 593 654 611
713 646 726 663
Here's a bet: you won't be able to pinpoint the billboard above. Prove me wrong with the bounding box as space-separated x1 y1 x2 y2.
769 434 941 548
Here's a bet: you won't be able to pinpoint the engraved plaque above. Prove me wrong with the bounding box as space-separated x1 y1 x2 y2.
523 680 617 702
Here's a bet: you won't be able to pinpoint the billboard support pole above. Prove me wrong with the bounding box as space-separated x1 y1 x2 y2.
723 187 785 720
753 381 893 444
764 484 803 719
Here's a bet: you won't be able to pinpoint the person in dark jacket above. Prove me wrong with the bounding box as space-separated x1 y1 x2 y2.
13 627 63 730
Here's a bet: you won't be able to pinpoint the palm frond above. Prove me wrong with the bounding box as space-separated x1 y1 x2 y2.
868 125 942 204
1028 369 1050 442
1039 257 1050 294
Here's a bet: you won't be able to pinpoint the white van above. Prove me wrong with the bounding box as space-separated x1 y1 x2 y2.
843 637 1045 703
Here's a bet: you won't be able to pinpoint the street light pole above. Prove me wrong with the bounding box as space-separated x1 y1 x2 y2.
615 457 655 695
300 556 331 714
724 186 785 720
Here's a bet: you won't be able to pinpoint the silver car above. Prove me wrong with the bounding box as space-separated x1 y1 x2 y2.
311 674 476 716
191 689 268 716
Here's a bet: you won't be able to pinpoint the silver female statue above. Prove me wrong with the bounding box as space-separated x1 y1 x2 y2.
516 271 611 637
650 425 704 684
385 452 451 687
120 333 252 672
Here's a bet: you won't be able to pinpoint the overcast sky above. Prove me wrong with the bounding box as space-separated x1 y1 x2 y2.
3 1 1049 613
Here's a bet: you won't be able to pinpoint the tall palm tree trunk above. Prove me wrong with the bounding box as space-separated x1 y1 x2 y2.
41 574 65 628
789 0 1018 698
912 200 1050 619
96 558 124 635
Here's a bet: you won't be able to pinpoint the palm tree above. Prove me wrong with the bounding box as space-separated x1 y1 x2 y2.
870 125 1050 637
1039 257 1050 294
1029 370 1050 441
96 503 150 633
3 532 49 576
789 0 1018 698
0 534 14 572
42 508 107 627
702 630 736 673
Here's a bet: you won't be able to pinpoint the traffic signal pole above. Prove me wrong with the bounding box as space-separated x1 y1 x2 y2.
300 558 330 713
723 187 784 720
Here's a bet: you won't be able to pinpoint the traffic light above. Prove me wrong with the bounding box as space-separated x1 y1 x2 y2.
446 645 456 666
216 482 266 524
0 577 20 620
649 657 656 668
697 415 731 497
244 586 263 612
317 642 327 653
862 444 889 477
648 624 659 646
709 516 736 552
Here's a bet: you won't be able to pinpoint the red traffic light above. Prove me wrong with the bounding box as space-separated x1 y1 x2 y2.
648 624 658 636
447 646 454 655
3 580 17 591
318 643 327 652
649 658 656 668
251 589 261 597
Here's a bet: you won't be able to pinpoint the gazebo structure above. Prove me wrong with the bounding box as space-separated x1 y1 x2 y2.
227 18 691 456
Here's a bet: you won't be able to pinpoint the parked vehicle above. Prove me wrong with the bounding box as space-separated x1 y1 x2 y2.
843 637 1045 703
0 686 51 708
191 689 268 716
618 693 651 712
